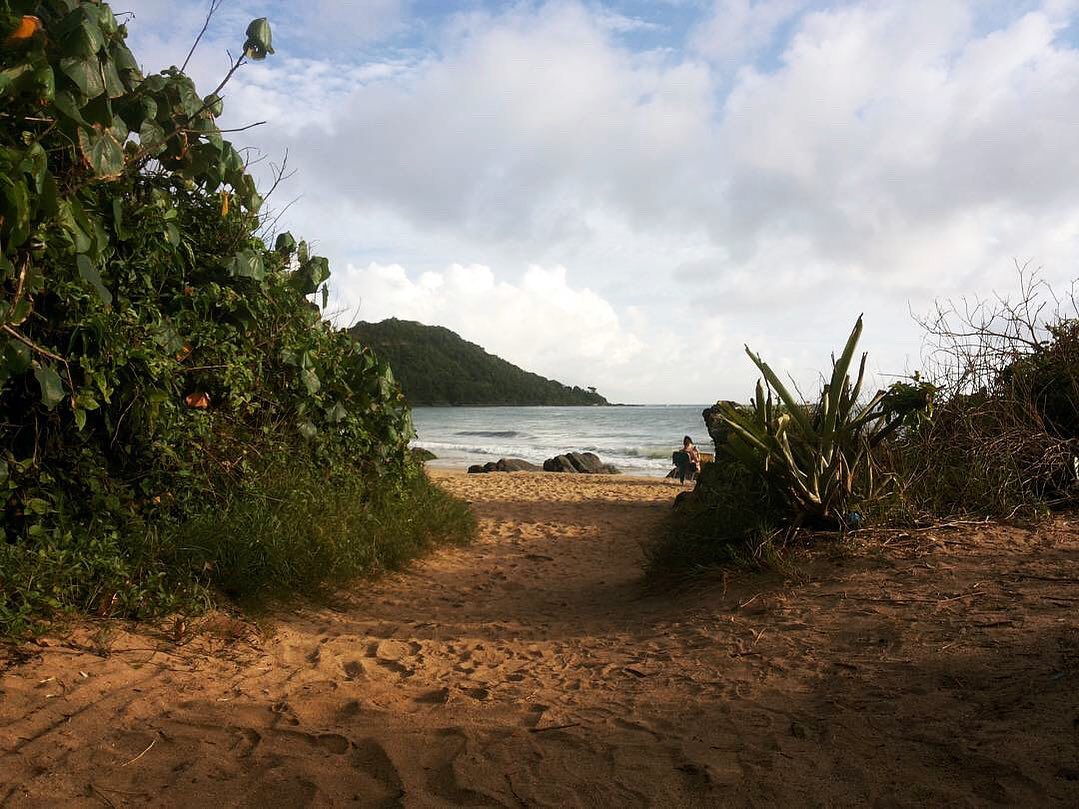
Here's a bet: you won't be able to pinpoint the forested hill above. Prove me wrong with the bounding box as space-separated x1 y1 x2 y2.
351 319 609 406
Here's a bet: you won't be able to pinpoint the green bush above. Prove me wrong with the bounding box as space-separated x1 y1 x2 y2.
714 317 932 528
0 2 474 635
890 316 1079 519
648 318 932 579
646 461 782 577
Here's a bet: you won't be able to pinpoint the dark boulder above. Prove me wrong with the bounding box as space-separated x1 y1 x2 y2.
411 447 437 463
543 451 620 474
498 458 543 472
468 457 543 473
542 455 576 473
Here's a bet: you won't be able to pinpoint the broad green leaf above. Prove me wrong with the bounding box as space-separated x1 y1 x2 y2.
33 364 65 410
0 179 30 246
110 41 139 74
53 90 89 125
307 256 330 288
81 92 113 126
77 126 125 178
275 232 296 254
77 254 112 305
221 143 244 177
57 200 92 253
94 4 119 36
141 74 167 93
174 79 202 116
0 338 31 386
5 299 31 327
293 256 330 295
328 402 348 423
243 18 274 60
60 56 106 98
225 249 265 280
32 64 54 101
138 118 166 154
102 58 125 98
25 142 48 193
298 421 317 440
0 64 33 98
70 19 107 57
300 368 321 395
204 93 223 117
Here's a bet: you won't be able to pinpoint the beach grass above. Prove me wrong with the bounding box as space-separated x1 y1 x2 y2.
0 464 476 636
173 463 477 606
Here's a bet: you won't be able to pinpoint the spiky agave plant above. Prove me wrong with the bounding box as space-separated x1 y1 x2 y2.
717 317 933 528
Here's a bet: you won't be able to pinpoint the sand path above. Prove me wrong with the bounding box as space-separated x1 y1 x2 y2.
1 471 1078 807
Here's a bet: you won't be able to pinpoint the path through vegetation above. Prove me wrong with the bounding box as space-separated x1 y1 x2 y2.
2 471 1077 807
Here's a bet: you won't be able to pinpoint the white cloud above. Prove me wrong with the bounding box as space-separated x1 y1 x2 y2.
115 0 1079 403
691 0 812 66
332 262 672 401
593 7 665 34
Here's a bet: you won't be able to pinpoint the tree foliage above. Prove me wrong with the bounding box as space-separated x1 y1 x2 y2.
350 318 609 406
0 1 436 632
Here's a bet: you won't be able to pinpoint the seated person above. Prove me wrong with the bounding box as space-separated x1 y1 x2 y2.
673 435 701 484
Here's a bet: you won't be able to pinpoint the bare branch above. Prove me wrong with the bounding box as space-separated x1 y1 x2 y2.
182 0 226 73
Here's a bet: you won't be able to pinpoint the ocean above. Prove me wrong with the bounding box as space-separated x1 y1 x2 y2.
410 405 713 477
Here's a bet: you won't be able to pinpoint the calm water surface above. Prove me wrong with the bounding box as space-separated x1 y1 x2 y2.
410 405 712 476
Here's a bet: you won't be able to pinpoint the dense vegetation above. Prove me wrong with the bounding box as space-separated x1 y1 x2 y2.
0 2 473 636
650 278 1079 576
350 318 609 406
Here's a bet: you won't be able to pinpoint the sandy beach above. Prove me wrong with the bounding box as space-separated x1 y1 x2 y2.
1 469 1077 807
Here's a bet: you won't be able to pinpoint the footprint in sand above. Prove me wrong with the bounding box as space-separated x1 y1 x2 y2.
415 687 451 705
343 660 365 680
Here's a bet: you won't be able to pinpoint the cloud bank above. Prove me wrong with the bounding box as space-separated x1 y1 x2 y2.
120 0 1079 402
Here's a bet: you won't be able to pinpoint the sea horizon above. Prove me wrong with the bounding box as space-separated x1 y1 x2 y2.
410 404 715 476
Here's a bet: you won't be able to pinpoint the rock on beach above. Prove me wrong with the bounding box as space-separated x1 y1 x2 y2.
542 451 620 474
468 458 544 473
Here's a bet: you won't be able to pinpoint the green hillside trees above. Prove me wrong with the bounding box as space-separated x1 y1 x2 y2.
351 319 608 406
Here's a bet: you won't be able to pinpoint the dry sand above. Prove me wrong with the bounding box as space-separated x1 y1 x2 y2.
1 469 1078 807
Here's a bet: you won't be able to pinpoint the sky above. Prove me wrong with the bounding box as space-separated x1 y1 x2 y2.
118 0 1079 403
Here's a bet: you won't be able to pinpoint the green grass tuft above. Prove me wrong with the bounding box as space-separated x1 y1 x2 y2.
0 465 475 637
175 464 475 604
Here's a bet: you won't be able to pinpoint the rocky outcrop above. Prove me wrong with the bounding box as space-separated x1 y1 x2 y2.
411 447 437 463
542 452 620 474
702 401 740 453
467 458 543 473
